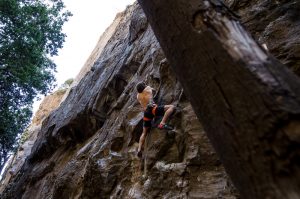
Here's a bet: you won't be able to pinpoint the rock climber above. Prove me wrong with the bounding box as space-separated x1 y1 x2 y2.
136 82 174 158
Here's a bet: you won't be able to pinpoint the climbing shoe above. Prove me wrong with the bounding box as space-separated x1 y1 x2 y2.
157 124 173 130
137 150 143 159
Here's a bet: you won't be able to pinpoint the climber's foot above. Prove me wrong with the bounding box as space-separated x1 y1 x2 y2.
167 129 176 138
137 150 143 159
157 124 173 130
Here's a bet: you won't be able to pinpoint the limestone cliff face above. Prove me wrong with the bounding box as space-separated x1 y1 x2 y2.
1 1 299 198
0 89 66 193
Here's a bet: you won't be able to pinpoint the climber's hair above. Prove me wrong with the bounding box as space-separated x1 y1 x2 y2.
136 82 146 93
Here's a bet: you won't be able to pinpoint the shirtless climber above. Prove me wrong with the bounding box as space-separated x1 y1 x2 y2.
136 82 174 158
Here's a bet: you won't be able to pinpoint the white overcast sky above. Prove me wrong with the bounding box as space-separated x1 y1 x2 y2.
33 0 136 113
54 0 136 86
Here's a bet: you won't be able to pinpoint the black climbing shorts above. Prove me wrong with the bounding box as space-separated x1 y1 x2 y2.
143 104 165 128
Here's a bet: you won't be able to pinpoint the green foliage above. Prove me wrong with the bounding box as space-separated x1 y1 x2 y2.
55 78 74 95
64 78 74 86
19 128 30 146
59 78 74 89
0 0 71 171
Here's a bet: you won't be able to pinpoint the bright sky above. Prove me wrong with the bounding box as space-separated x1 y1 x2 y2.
33 0 136 113
55 0 136 86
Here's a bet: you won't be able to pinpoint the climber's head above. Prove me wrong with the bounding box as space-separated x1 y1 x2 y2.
136 82 146 93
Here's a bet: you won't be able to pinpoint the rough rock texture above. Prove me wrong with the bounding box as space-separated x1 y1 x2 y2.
1 1 299 198
0 89 66 193
32 90 68 125
225 0 300 75
1 3 236 198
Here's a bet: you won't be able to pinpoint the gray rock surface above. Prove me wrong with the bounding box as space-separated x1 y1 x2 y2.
225 0 300 75
1 1 299 198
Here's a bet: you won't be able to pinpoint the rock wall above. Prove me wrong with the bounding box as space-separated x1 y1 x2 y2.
225 0 300 75
0 89 67 193
1 1 299 198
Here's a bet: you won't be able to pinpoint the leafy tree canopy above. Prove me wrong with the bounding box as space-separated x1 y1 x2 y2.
0 0 71 172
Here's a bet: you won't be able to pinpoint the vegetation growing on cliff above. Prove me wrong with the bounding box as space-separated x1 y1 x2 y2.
0 0 71 172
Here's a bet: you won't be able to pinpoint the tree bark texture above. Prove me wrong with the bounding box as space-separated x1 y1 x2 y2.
137 0 300 198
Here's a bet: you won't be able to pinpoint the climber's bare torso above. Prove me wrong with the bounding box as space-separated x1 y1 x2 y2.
136 83 174 158
137 86 153 110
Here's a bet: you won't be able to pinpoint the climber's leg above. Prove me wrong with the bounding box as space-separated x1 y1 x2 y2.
138 114 152 158
138 127 149 158
157 105 174 130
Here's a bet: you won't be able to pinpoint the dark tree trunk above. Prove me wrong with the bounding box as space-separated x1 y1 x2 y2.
137 0 300 198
